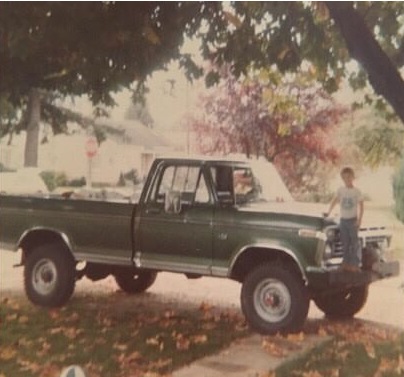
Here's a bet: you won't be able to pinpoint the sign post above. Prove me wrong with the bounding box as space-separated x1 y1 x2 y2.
85 137 98 188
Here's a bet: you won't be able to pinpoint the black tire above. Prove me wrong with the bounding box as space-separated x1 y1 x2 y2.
241 264 309 335
313 285 369 319
114 270 157 294
24 243 76 308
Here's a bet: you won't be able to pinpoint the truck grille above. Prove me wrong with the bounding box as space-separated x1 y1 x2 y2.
325 226 391 266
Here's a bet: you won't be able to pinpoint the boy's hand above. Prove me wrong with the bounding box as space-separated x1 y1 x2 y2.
356 218 362 228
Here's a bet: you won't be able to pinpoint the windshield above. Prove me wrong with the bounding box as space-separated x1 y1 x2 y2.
210 160 294 205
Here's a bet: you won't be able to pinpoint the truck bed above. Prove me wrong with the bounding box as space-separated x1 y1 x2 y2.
0 194 136 266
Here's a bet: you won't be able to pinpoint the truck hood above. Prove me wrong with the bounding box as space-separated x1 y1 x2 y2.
240 201 325 219
240 201 390 232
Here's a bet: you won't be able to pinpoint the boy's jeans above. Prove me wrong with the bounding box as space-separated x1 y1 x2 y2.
340 218 362 268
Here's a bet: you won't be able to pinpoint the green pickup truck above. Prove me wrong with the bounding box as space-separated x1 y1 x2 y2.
0 157 400 334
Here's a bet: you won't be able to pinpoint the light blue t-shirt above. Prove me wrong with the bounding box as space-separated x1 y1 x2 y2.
337 186 364 219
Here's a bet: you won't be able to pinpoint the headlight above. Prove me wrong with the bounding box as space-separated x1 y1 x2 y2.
324 244 333 259
325 228 336 242
298 229 326 241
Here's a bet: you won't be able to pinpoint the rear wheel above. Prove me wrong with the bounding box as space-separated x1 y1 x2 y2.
241 264 309 335
114 270 157 294
24 243 76 307
314 285 369 318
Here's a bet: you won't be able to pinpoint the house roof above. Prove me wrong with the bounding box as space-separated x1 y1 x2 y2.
95 119 172 149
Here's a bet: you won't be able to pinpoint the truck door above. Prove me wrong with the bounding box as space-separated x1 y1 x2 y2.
137 163 214 275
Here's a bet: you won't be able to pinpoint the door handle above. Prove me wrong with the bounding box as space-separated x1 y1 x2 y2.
145 208 161 214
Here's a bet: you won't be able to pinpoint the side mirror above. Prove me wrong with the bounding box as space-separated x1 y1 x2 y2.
165 190 182 214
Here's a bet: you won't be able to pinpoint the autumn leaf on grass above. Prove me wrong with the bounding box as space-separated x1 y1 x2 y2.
287 332 305 343
113 343 128 352
163 309 176 319
364 341 376 359
17 359 42 374
0 346 17 360
174 334 191 351
47 309 61 320
5 313 18 322
397 354 404 374
116 351 142 365
146 336 165 351
261 339 288 358
147 358 173 370
199 301 213 312
37 362 59 377
373 357 395 377
63 326 84 340
259 372 276 377
191 334 208 345
302 370 323 377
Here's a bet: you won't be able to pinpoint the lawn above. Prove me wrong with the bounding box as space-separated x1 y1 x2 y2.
273 320 404 377
0 294 248 377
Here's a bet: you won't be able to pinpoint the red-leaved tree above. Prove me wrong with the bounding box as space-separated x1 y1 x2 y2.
189 68 348 198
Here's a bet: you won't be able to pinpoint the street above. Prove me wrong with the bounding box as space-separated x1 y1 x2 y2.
1 248 403 330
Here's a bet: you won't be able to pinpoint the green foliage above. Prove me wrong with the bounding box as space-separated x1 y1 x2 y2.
40 171 86 191
1 2 404 122
117 169 141 187
354 112 403 168
393 157 404 223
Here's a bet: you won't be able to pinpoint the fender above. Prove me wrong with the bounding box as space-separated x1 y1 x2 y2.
17 226 75 261
228 243 308 282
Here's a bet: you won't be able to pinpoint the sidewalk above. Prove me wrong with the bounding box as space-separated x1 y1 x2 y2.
173 333 331 377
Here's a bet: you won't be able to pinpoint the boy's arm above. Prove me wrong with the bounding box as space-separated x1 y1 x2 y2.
326 195 339 217
357 200 364 228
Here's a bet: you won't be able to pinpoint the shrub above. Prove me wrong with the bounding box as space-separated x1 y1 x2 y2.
393 157 404 223
40 171 68 191
40 171 85 191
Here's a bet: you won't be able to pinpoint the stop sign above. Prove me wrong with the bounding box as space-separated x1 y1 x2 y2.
85 137 98 158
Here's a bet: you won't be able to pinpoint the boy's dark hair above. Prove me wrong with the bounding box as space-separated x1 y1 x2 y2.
340 167 354 176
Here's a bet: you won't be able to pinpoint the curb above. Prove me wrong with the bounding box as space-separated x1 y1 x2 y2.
173 333 332 377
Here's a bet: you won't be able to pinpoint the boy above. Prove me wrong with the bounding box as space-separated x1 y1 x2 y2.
326 167 364 272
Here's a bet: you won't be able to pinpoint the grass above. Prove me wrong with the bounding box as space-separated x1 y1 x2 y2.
0 294 248 377
274 321 404 377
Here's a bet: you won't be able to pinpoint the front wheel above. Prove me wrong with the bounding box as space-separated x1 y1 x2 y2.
313 285 369 319
24 243 76 307
241 264 309 335
114 269 157 294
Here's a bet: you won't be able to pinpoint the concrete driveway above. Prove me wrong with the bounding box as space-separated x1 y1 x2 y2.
1 248 403 330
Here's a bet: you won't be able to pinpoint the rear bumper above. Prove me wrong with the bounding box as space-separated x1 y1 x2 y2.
307 260 400 290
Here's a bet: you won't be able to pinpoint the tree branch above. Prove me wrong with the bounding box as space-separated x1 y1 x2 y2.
326 2 404 124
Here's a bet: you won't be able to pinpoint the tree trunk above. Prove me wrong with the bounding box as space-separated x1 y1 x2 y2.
24 88 41 167
326 2 404 124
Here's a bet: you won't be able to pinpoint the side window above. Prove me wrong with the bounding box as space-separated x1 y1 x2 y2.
210 165 235 204
194 173 210 204
149 164 207 205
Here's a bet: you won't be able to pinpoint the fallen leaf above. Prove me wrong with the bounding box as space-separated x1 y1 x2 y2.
113 343 128 351
262 339 287 357
18 315 29 324
364 342 376 359
287 332 305 343
0 347 17 360
191 334 208 344
176 337 191 351
397 354 404 374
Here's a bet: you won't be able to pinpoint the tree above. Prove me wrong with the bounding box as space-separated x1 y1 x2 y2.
1 2 404 166
354 112 404 168
0 2 206 165
199 2 404 123
393 157 404 223
189 68 347 196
